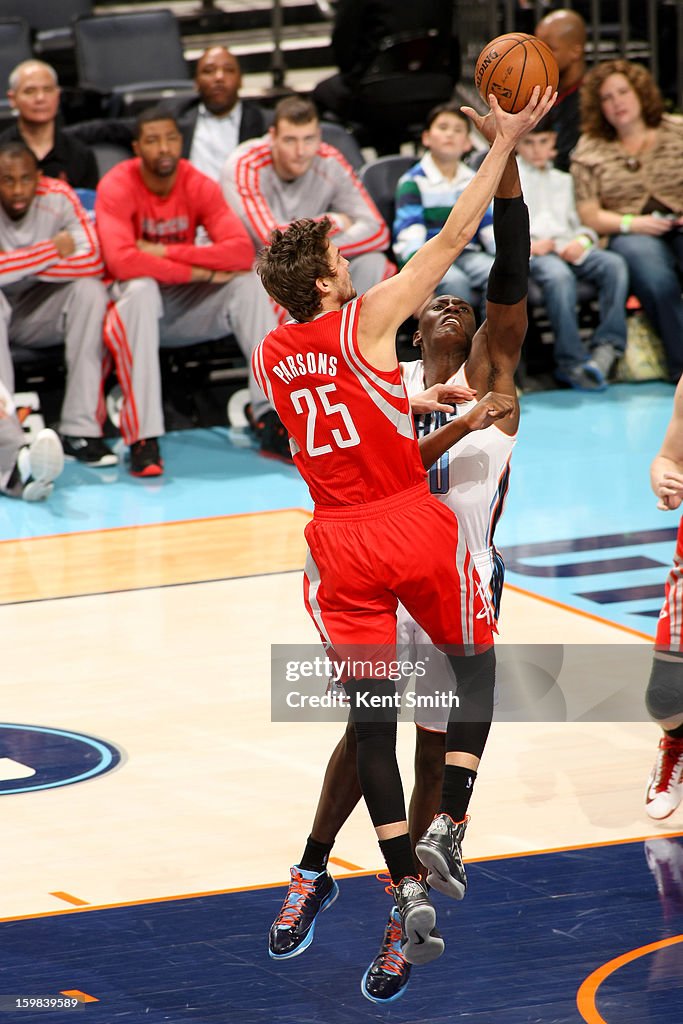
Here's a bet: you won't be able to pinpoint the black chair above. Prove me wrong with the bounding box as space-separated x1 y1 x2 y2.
0 1 91 52
320 120 364 172
73 10 193 117
359 154 415 234
352 29 459 153
0 18 32 128
89 141 132 179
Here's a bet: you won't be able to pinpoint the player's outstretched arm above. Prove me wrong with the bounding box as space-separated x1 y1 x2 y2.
467 106 530 375
418 392 515 469
652 377 683 510
357 87 556 368
410 383 477 414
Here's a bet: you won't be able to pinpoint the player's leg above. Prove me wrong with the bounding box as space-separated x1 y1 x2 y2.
308 719 361 847
276 521 443 966
645 549 683 819
0 378 63 501
268 718 359 959
10 281 116 466
105 277 165 474
58 278 110 438
215 271 291 456
361 726 448 1003
343 673 442 967
415 647 495 899
0 292 14 394
394 494 495 898
410 726 447 854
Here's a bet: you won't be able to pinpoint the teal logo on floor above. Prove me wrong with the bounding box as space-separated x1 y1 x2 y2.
0 724 121 795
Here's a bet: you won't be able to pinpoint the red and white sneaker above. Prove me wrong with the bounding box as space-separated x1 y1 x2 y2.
645 735 683 820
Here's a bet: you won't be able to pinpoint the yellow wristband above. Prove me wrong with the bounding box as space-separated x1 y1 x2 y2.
577 234 593 250
620 214 634 234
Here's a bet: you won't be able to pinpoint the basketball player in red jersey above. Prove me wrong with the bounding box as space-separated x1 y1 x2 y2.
253 86 555 976
645 375 683 821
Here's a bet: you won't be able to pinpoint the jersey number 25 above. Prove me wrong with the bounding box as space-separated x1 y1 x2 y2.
291 384 360 457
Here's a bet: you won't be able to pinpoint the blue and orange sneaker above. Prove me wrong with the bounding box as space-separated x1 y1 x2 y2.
268 865 339 960
361 905 412 1003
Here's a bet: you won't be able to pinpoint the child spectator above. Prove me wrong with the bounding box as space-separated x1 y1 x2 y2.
393 102 494 320
516 123 629 391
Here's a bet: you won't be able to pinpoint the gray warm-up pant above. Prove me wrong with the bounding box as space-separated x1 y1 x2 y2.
0 379 24 488
105 272 279 442
0 279 109 437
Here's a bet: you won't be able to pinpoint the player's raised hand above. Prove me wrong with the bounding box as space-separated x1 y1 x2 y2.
655 471 683 510
460 106 496 146
464 87 557 148
462 391 515 432
410 383 477 414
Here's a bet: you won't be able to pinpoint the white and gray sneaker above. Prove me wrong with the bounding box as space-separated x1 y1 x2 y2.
390 876 444 966
18 429 64 502
416 813 468 900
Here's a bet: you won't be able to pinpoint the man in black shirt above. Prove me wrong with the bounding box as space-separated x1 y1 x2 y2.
534 9 586 173
161 46 269 182
312 0 459 153
2 60 98 189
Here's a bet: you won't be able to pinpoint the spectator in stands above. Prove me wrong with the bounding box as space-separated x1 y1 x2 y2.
161 46 270 182
1 61 98 190
393 102 494 321
517 122 628 391
534 8 586 172
96 107 282 474
311 0 459 154
571 60 683 382
223 96 392 294
0 380 64 501
223 96 393 456
0 140 114 467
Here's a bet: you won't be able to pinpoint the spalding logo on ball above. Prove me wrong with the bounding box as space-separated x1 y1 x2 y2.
475 32 559 113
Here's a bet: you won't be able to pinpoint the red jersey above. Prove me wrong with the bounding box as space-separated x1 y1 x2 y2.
656 516 683 652
95 158 254 285
252 296 426 506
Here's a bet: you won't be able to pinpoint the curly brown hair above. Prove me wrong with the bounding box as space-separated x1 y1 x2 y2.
580 59 665 140
257 218 333 322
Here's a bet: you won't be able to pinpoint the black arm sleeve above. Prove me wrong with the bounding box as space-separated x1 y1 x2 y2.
485 195 530 306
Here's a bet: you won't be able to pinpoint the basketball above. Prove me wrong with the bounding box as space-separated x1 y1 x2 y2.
474 33 558 113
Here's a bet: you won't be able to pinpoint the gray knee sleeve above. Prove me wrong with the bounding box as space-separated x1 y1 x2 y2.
646 655 683 721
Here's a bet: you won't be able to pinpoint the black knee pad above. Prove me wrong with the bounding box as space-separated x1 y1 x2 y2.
646 655 683 722
344 677 399 726
345 679 404 826
447 647 496 718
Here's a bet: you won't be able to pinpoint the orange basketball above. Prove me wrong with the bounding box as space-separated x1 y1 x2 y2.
475 33 558 113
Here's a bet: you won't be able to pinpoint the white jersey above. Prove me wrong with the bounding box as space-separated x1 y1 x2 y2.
398 359 516 731
401 359 516 598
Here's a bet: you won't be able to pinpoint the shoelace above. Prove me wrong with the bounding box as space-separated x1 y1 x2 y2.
273 871 316 929
653 738 683 792
376 871 423 898
374 914 407 976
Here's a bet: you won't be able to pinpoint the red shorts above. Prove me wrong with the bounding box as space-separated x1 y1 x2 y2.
303 481 494 661
656 517 683 652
